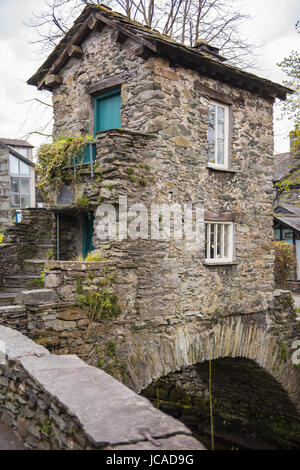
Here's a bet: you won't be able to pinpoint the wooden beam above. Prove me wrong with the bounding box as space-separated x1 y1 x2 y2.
131 45 153 59
87 16 105 32
113 30 128 44
86 72 133 96
67 44 83 59
94 12 158 53
204 210 235 222
44 74 63 87
193 81 234 105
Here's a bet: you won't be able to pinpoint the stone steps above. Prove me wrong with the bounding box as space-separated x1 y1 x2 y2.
35 244 55 260
0 293 18 306
3 275 43 291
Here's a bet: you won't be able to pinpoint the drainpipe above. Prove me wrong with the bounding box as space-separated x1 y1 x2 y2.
89 143 94 178
56 212 60 261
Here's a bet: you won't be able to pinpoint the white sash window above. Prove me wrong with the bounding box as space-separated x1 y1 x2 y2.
205 222 234 262
208 101 229 169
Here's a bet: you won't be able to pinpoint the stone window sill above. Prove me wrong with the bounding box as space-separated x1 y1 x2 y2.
203 260 238 266
206 163 239 173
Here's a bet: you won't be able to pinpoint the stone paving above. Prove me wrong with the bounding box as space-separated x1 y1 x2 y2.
0 422 25 450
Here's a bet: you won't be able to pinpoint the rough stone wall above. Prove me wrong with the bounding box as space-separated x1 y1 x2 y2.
0 147 10 224
0 325 203 450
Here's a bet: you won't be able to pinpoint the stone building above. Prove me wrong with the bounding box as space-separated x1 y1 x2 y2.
1 4 299 450
26 4 290 308
0 139 35 223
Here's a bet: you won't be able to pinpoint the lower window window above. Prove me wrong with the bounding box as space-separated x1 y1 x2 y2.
205 222 234 262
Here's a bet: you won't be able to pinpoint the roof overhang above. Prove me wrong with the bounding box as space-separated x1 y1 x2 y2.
27 5 293 101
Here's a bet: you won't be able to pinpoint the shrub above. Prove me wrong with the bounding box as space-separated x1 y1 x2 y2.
274 241 296 288
75 249 103 261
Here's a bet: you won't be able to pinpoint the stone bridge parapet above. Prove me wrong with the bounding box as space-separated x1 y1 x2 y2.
0 326 204 450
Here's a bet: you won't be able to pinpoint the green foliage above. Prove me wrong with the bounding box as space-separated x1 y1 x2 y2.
76 197 89 208
77 288 121 321
98 357 105 368
274 241 296 288
37 135 93 199
42 420 52 436
139 178 147 187
0 233 3 244
75 249 104 261
278 49 300 123
126 168 135 175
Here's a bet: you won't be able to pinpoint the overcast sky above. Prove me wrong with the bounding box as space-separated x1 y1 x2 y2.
0 0 299 155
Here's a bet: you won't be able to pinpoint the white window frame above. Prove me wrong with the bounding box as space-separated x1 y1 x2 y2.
205 221 234 263
207 101 230 170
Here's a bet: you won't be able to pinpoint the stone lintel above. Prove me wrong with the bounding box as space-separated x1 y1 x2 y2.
86 72 132 96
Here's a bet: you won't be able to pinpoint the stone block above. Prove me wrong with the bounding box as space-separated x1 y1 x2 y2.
44 273 63 288
15 289 59 306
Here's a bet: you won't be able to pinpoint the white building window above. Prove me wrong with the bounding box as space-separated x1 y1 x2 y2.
205 222 234 262
208 101 229 168
9 155 31 209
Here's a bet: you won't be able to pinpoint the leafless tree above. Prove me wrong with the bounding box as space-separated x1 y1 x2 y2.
26 0 258 69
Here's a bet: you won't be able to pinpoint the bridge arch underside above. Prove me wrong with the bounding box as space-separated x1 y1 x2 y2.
142 358 300 450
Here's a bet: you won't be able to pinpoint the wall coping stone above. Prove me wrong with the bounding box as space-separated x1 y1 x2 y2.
0 326 49 360
44 261 114 270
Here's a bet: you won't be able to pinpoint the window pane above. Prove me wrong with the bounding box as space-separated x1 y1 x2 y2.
208 105 216 162
12 147 28 158
20 179 30 194
20 195 30 209
217 224 222 258
10 177 20 193
20 161 30 175
10 156 19 174
217 139 224 165
217 106 225 136
217 106 225 164
274 229 281 240
224 224 229 258
11 193 20 208
210 224 215 259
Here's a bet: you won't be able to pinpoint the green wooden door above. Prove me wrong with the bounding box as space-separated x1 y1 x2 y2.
83 212 95 258
94 90 122 134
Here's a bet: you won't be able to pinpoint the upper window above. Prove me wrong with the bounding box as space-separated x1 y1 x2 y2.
205 222 234 263
208 102 229 168
94 89 122 134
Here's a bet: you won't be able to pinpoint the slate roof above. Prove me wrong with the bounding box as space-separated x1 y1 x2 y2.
0 138 33 148
275 215 300 233
273 152 292 182
27 4 292 100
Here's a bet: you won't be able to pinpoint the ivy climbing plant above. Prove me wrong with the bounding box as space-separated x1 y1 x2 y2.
37 135 93 199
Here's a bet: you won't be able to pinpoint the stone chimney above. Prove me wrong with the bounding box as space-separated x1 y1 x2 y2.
193 39 227 62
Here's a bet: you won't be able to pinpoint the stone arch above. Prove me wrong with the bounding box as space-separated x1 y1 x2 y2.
127 316 300 413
